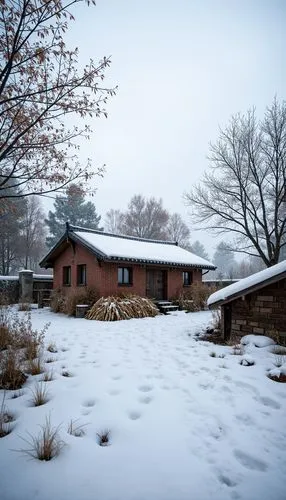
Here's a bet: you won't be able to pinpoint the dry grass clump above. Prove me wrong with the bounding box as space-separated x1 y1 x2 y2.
96 429 110 446
0 307 49 389
18 416 64 460
86 295 159 321
42 370 54 382
50 287 99 316
27 357 45 375
0 348 27 390
30 383 49 406
67 419 86 437
0 393 15 438
50 288 66 313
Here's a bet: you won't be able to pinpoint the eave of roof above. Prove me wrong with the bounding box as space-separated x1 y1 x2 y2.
208 270 286 308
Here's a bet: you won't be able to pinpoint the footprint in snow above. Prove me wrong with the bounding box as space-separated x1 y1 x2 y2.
235 413 256 427
233 449 267 471
138 395 152 404
111 375 122 381
82 398 96 407
218 474 237 488
233 380 259 396
138 384 153 393
81 409 91 416
128 410 141 421
108 389 121 396
256 396 281 410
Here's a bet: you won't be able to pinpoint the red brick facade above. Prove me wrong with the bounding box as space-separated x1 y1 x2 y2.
222 278 286 340
53 241 203 300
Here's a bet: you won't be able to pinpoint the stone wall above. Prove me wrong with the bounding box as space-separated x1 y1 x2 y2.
227 278 286 339
0 272 53 304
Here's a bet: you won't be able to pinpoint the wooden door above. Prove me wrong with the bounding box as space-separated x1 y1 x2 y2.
146 270 166 300
224 304 232 340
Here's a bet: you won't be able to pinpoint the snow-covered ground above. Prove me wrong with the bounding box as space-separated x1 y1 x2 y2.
1 308 286 500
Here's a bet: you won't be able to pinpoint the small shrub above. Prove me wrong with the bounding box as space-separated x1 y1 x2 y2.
30 383 49 406
0 348 27 390
62 370 73 378
0 324 12 351
174 283 218 312
18 416 64 460
67 419 86 437
210 351 217 358
50 287 99 316
27 357 44 375
96 429 110 446
50 288 66 313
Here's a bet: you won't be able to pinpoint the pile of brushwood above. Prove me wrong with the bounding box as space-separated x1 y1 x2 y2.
86 295 159 321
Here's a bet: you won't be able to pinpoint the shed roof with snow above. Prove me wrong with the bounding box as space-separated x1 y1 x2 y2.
40 223 216 270
207 260 286 307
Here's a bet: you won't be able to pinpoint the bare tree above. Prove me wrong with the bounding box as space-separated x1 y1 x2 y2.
0 190 25 274
166 213 190 247
185 99 286 266
18 197 47 270
104 209 125 234
0 0 116 200
235 256 265 279
121 195 169 239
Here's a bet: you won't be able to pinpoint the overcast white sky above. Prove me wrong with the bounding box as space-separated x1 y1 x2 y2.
61 0 285 256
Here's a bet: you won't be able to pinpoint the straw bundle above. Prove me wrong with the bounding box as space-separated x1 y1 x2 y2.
86 295 159 321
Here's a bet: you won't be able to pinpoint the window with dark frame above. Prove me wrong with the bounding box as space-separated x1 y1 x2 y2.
183 271 193 286
77 264 87 286
118 267 132 285
63 266 71 286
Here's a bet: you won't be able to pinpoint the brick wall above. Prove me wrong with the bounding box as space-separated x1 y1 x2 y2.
226 278 286 338
53 241 203 299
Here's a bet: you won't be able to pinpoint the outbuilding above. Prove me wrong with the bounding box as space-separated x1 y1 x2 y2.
207 261 286 342
40 223 216 301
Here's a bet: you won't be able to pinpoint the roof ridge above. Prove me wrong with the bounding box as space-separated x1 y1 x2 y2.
67 223 178 246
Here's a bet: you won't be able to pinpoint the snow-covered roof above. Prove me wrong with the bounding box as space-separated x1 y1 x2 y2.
207 260 286 307
40 224 216 269
73 228 215 268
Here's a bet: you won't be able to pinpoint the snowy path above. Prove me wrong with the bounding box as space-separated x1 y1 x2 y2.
0 309 285 500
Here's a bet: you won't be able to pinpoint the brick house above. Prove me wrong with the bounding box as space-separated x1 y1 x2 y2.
40 223 215 300
207 261 286 341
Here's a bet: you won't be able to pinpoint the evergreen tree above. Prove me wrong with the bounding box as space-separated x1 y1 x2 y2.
45 185 102 247
189 240 209 260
